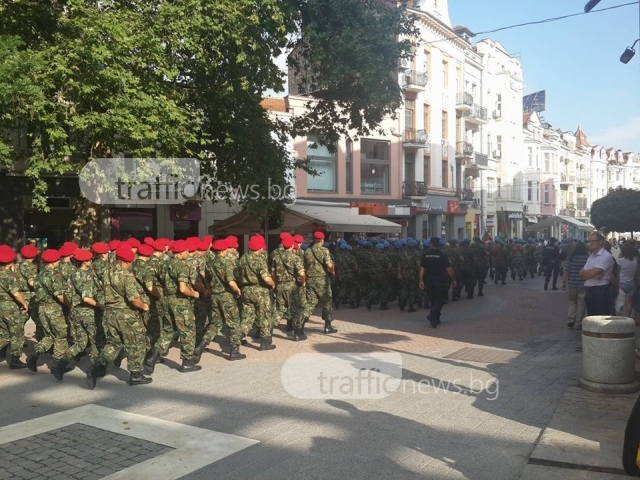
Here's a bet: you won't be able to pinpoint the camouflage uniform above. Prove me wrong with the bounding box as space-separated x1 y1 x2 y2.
131 258 156 351
523 243 537 278
470 242 488 296
459 244 478 299
354 246 371 307
335 248 358 308
16 259 39 336
511 244 524 280
149 254 173 356
398 248 419 311
367 249 391 310
239 251 273 338
91 256 109 348
67 267 101 360
33 267 69 360
0 268 25 358
303 242 334 324
271 248 305 329
492 244 509 284
205 254 243 347
164 256 197 360
446 245 463 301
97 264 147 373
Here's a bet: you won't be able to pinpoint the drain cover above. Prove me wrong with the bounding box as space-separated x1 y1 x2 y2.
443 347 519 364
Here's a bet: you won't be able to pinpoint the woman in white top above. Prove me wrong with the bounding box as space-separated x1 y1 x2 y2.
618 243 638 317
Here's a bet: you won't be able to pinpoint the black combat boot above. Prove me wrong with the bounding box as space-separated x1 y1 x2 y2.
0 344 7 360
324 321 338 334
365 297 372 310
113 349 124 368
128 372 153 386
86 362 101 389
349 303 358 309
379 304 389 311
9 355 27 369
293 328 307 342
407 304 416 313
26 352 39 372
544 281 548 291
478 288 484 297
259 336 276 351
51 358 70 381
399 304 405 312
286 319 294 332
229 345 246 360
192 339 207 364
144 350 160 374
180 358 202 372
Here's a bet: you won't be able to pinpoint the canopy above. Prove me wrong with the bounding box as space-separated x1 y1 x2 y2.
525 214 538 224
209 200 402 235
525 215 593 232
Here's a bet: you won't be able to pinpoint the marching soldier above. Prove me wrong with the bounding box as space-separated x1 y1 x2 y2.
398 241 419 312
470 237 488 297
446 239 463 301
335 242 358 309
524 238 538 278
0 247 29 369
144 239 172 373
16 245 39 337
367 243 391 310
131 244 161 359
492 240 509 285
302 231 337 334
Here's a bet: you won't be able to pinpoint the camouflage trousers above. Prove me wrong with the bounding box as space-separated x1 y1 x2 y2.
207 291 243 346
154 296 177 356
144 298 160 353
241 286 272 338
168 297 196 360
303 277 333 322
35 304 69 360
273 283 303 329
194 296 209 344
0 305 26 357
98 308 147 373
335 275 357 306
398 276 419 308
367 274 389 308
67 307 99 360
27 296 44 342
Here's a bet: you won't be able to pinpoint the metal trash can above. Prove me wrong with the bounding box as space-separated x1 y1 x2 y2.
580 315 640 394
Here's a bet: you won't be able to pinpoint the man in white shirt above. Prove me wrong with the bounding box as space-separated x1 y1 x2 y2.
580 231 615 316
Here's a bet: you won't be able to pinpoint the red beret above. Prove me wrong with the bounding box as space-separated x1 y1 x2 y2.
198 240 210 252
225 236 239 249
293 243 300 250
41 249 61 263
20 245 38 259
91 242 110 254
72 249 93 262
313 231 325 240
143 237 155 246
59 243 77 257
279 232 290 239
63 241 78 250
212 240 228 252
115 247 135 263
293 234 304 243
0 248 16 264
202 235 213 244
171 240 188 254
248 235 265 251
282 236 295 249
137 244 154 257
152 240 165 252
108 240 121 251
186 238 199 253
127 238 141 248
157 237 170 245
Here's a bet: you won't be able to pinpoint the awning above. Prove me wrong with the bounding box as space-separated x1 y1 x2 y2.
525 215 593 232
209 200 402 235
525 214 538 224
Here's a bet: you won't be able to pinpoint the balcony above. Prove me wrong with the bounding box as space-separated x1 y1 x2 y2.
559 208 576 217
403 181 428 198
442 141 449 159
403 128 429 149
576 176 590 188
462 104 488 125
466 152 489 168
402 70 427 92
560 173 575 184
457 188 474 202
455 92 474 111
455 141 474 159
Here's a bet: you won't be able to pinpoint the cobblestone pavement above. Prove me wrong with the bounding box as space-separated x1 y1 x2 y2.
1 274 581 479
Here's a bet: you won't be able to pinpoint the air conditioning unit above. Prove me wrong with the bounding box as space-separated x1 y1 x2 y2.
493 149 501 159
493 110 501 119
399 58 410 70
472 198 481 208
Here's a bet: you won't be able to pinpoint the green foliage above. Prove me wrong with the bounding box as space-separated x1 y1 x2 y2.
590 187 640 233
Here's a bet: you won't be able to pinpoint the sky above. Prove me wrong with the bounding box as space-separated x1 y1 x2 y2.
448 0 640 152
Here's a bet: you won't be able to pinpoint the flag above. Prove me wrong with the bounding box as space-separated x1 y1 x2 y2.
482 230 492 243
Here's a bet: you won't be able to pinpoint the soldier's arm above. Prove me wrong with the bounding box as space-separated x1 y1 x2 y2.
130 296 149 312
324 251 336 276
262 274 275 289
418 266 425 289
12 290 29 312
179 281 200 299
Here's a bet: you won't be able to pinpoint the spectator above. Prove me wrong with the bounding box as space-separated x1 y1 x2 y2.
580 231 616 316
618 243 639 317
562 241 589 329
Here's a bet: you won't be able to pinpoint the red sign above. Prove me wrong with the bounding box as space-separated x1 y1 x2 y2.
447 201 460 214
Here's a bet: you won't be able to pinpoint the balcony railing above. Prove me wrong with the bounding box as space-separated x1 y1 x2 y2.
474 152 489 167
560 174 576 183
456 92 474 109
559 208 576 217
455 141 474 158
459 188 474 201
403 128 429 146
463 104 488 123
402 70 427 89
403 181 428 198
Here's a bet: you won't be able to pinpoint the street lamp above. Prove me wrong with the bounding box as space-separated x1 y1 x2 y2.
584 0 602 12
620 39 639 64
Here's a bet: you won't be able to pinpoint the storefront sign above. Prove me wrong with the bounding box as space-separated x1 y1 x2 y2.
507 212 522 220
424 204 445 213
486 215 495 227
447 201 460 214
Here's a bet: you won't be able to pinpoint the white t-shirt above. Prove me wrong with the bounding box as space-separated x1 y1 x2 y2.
617 257 638 284
583 248 615 287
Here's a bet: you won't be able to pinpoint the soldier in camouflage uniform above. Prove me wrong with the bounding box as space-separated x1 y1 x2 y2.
67 249 103 365
131 245 161 358
27 249 72 378
91 242 111 350
0 248 30 369
504 238 516 280
16 245 40 339
271 235 307 341
354 240 372 308
86 247 152 388
524 238 538 278
492 240 509 285
470 237 488 297
205 239 246 360
367 243 391 310
511 239 525 280
163 240 201 372
445 239 463 301
335 242 358 309
239 235 277 350
302 231 337 333
398 241 419 312
459 238 478 299
185 239 209 364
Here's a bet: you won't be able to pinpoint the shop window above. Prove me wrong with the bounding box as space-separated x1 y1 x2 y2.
173 220 199 240
111 208 155 240
307 136 337 192
361 139 390 195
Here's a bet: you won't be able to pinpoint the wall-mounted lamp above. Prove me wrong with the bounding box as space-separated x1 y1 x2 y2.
620 40 639 64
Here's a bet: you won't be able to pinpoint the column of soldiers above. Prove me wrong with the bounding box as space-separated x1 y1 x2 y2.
0 231 339 388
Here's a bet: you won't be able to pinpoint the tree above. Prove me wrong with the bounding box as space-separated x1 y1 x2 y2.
590 187 640 233
0 0 416 242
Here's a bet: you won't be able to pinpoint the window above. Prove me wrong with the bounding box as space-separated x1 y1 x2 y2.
424 49 431 81
404 152 415 182
442 60 448 88
346 138 353 193
424 155 431 186
528 147 532 167
424 104 430 133
173 220 199 240
442 111 448 140
441 159 448 188
544 184 550 204
360 139 390 195
527 181 532 201
497 178 501 197
405 99 415 131
578 197 588 210
471 83 477 97
496 94 502 113
608 170 613 182
616 169 621 181
601 169 605 181
536 182 539 201
111 209 156 241
497 135 502 155
456 66 461 93
307 136 337 192
544 153 550 172
487 178 494 199
536 153 539 168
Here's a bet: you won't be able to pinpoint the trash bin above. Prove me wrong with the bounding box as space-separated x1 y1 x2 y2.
580 315 640 394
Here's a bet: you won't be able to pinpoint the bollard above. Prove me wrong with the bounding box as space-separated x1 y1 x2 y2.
580 315 640 394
